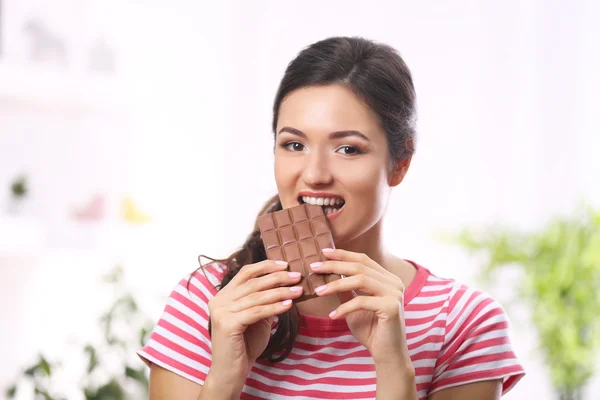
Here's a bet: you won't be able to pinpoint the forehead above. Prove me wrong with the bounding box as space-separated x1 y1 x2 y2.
277 84 382 136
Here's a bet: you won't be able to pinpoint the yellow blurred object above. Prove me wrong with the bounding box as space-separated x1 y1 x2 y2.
122 197 151 224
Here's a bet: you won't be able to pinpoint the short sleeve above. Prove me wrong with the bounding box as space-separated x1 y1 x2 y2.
429 284 525 396
137 263 225 385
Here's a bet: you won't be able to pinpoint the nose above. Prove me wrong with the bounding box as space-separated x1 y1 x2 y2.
301 149 333 187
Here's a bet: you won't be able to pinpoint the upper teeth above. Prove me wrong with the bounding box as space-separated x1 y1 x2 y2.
302 196 344 206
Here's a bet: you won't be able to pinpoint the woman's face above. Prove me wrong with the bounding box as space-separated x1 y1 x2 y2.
274 84 408 244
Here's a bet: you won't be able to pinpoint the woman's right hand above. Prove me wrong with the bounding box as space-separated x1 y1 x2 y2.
206 259 303 388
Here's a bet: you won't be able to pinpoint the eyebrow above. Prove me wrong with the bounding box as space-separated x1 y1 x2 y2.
277 126 370 142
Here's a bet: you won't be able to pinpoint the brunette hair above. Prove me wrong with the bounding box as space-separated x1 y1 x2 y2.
194 36 416 363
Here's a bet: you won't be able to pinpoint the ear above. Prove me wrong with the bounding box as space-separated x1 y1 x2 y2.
389 156 412 187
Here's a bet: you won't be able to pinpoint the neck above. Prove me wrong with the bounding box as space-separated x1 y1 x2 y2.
338 219 394 270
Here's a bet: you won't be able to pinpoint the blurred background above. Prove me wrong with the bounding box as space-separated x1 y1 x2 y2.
1 0 599 399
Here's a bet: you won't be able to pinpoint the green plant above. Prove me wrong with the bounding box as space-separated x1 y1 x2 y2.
5 266 153 400
446 204 600 400
10 175 28 199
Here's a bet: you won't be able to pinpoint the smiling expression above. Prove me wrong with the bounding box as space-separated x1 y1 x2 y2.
274 84 409 245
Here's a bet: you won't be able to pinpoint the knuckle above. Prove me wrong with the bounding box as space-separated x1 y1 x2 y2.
354 274 366 287
356 296 367 307
248 306 264 318
247 291 267 303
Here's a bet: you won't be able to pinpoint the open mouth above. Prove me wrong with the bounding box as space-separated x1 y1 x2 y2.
298 195 346 215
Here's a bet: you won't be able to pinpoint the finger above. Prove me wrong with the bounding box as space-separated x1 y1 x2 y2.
310 260 386 284
318 250 404 292
315 274 400 298
321 248 391 276
226 260 289 290
237 300 295 326
329 295 403 320
233 270 302 300
230 285 304 312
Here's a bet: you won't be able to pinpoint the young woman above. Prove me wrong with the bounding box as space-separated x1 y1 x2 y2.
138 36 525 400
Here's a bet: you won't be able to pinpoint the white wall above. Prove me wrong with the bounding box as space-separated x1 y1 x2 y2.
1 1 599 399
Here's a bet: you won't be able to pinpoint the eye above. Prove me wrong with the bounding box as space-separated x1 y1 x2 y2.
281 142 305 152
337 145 362 155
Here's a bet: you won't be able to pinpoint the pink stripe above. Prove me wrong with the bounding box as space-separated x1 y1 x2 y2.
141 345 207 382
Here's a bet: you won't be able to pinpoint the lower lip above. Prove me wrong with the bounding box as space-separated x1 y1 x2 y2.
325 206 344 221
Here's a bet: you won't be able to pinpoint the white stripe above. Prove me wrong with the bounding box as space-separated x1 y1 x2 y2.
405 305 445 319
420 281 454 292
411 357 437 369
405 312 448 334
408 340 444 357
410 293 449 304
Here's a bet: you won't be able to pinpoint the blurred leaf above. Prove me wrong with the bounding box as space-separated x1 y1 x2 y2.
34 387 53 400
84 344 99 374
39 357 51 376
10 175 28 198
6 384 17 398
103 265 124 284
139 327 149 347
85 379 124 400
445 203 600 395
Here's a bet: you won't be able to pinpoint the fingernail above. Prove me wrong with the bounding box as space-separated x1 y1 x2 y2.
282 299 292 306
329 310 337 318
310 262 322 270
276 260 288 266
288 271 301 278
315 285 326 294
290 286 303 292
322 248 334 253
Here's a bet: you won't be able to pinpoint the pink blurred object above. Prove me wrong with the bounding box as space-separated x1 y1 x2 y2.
72 194 105 221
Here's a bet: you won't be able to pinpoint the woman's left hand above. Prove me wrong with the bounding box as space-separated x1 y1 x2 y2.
310 248 412 368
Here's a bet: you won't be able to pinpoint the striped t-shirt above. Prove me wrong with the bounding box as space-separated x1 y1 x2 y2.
138 261 525 399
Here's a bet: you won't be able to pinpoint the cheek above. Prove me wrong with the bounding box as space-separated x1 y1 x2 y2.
344 164 389 210
274 156 297 189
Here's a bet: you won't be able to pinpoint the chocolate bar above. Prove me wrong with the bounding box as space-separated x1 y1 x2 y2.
257 203 341 302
